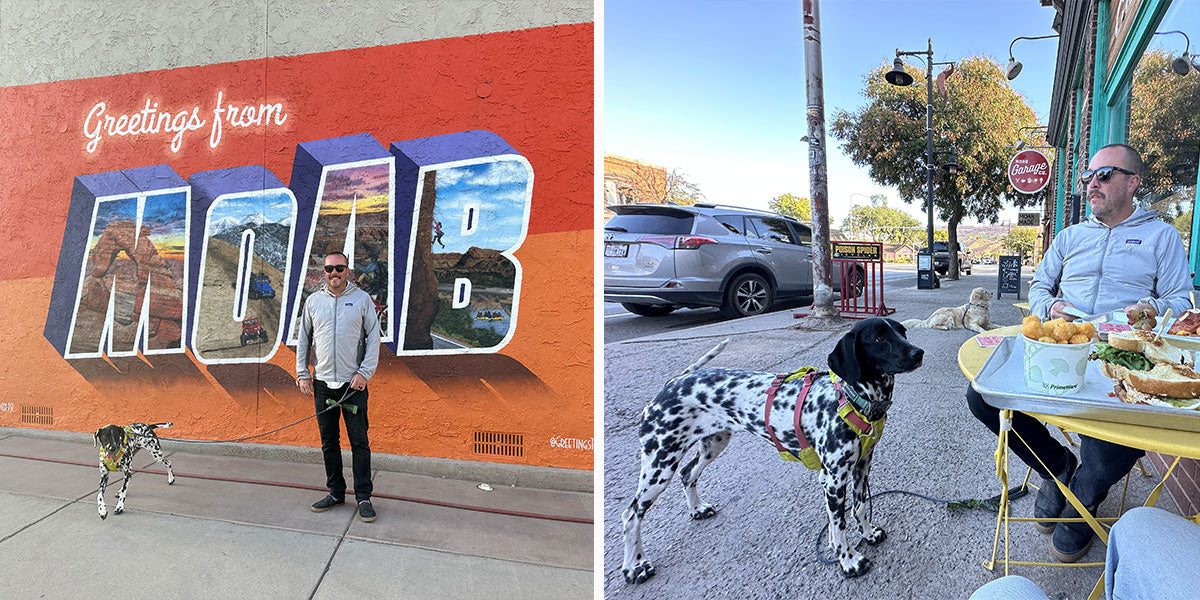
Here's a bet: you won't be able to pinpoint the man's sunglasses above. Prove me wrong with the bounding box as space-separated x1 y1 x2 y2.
323 265 347 273
1079 165 1137 184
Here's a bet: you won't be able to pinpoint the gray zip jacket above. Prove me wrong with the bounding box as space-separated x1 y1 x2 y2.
1029 206 1192 319
296 281 381 384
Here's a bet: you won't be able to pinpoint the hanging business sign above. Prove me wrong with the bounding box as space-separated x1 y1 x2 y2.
1008 149 1051 194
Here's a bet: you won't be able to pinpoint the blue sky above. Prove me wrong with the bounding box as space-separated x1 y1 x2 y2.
433 160 530 254
606 0 1198 227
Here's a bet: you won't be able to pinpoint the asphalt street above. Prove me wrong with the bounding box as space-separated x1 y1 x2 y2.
602 270 1181 600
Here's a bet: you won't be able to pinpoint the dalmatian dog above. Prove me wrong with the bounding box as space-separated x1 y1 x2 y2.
901 286 994 333
94 422 175 520
620 318 923 582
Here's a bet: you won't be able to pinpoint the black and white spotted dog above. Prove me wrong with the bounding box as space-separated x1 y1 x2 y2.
94 422 175 520
621 318 923 582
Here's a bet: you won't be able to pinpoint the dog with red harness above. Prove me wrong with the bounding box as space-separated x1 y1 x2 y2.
620 318 923 582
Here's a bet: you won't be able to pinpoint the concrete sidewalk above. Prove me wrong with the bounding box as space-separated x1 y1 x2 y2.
603 271 1185 599
0 431 592 599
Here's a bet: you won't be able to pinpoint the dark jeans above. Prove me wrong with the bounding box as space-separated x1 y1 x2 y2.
965 383 1143 509
315 379 372 502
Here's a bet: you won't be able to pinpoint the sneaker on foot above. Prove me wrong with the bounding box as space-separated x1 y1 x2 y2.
358 500 376 522
311 494 345 512
1033 452 1078 534
1051 517 1096 563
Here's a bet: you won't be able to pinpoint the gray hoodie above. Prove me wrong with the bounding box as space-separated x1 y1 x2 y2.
1029 206 1192 319
295 281 381 384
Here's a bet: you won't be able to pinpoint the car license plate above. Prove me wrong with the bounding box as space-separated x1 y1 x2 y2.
605 243 628 258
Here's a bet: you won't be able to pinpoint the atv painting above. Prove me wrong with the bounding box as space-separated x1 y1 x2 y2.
240 318 269 346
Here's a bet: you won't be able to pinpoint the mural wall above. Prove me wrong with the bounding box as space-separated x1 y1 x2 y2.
0 24 593 470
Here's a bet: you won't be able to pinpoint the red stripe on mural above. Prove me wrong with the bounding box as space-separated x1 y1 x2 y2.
0 24 593 281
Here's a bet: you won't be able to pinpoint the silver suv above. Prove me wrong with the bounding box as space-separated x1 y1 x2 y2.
604 203 863 318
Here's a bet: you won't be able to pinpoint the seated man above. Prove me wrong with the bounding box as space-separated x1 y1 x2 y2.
969 507 1200 600
965 144 1192 562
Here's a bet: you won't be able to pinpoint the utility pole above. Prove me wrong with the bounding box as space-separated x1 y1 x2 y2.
802 0 837 318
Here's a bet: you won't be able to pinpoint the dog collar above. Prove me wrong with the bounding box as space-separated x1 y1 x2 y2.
829 371 890 420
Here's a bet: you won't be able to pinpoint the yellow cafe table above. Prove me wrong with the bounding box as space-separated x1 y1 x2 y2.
959 324 1200 600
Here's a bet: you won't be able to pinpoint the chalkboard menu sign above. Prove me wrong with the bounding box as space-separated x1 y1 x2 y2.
998 255 1022 298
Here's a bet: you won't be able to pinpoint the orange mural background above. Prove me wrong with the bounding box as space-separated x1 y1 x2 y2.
0 25 594 469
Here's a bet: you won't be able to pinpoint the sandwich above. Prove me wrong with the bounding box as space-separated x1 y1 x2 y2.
1091 330 1200 409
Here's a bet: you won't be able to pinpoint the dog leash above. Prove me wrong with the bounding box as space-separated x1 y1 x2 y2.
145 386 359 445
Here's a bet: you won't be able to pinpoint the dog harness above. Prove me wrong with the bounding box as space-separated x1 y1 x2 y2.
763 367 886 470
99 426 134 472
960 302 988 328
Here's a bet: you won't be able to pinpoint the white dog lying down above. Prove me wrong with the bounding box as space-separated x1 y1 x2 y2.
901 287 994 333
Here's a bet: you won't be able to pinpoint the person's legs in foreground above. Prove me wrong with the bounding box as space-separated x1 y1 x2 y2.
1105 506 1200 600
1051 436 1144 562
341 386 374 522
965 383 1077 529
968 575 1050 600
312 380 347 511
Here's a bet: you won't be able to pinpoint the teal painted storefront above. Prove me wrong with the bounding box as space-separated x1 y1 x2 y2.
1051 0 1200 284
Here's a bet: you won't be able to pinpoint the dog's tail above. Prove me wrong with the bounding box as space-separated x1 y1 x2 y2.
680 339 729 376
900 318 929 329
148 422 173 430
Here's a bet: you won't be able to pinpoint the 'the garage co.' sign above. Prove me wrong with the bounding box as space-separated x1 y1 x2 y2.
1008 149 1051 194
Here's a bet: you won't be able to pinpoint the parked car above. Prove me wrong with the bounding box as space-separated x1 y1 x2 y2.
919 241 971 276
603 203 864 318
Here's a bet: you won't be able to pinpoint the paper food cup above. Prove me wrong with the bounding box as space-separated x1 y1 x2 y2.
1023 336 1092 395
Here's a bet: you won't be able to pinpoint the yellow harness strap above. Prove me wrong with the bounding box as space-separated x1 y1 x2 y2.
99 426 133 472
771 368 885 468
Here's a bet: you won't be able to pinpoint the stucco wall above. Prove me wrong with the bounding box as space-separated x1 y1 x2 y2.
1 0 591 85
0 1 594 471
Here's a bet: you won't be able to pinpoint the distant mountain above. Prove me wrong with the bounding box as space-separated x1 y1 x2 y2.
212 222 292 271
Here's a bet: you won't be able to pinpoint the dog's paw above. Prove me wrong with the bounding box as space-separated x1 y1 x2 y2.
113 506 123 515
865 527 887 546
623 561 656 584
689 504 717 520
168 475 175 485
840 555 872 578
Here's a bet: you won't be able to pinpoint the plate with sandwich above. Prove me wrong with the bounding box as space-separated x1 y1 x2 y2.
972 333 1200 433
1091 330 1200 410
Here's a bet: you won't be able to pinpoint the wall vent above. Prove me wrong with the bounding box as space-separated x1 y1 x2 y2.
473 431 523 458
21 405 53 425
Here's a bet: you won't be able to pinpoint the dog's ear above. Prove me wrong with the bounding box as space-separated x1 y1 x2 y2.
828 326 861 382
93 430 100 448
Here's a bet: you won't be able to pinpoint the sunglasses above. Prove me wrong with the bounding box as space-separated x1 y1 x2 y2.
1079 165 1137 184
323 264 347 273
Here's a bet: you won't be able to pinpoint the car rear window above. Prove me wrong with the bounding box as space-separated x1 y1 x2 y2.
714 215 747 235
605 213 694 235
747 216 800 245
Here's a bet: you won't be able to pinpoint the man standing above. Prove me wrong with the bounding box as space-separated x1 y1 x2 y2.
965 143 1192 562
297 251 381 522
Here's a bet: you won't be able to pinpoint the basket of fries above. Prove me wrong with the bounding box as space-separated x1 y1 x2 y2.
1020 315 1097 395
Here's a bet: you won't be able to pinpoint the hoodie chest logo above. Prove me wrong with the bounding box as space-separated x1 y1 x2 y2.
344 302 354 307
1125 239 1142 245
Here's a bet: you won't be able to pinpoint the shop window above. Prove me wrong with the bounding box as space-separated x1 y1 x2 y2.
1127 33 1199 257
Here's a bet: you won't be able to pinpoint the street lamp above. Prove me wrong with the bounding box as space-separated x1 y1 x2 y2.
1006 34 1059 80
883 38 956 270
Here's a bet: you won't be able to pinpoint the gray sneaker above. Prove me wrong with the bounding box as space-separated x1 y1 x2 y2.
358 500 376 522
311 494 345 512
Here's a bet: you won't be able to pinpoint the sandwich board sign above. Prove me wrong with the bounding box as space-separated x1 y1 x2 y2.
998 255 1022 298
